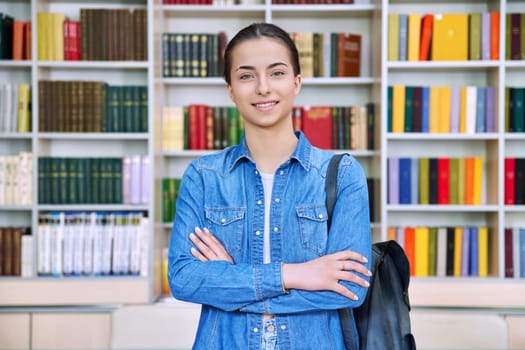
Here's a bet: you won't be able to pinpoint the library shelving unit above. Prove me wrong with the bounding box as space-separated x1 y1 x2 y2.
0 0 157 307
381 0 525 308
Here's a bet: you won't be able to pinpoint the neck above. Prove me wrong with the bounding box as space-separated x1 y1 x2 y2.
245 127 298 174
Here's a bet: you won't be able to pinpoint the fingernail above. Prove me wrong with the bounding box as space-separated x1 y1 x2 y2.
203 227 210 233
190 247 197 253
189 233 196 239
353 295 359 301
367 270 372 276
195 226 201 233
362 257 368 263
365 281 370 287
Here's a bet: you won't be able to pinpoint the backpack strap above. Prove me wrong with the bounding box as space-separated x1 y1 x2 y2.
325 153 346 232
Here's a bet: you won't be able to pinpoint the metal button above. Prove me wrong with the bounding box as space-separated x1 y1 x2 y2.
273 227 279 233
253 327 259 333
255 231 261 236
275 198 280 203
318 214 324 219
221 218 226 223
257 200 262 205
279 170 284 175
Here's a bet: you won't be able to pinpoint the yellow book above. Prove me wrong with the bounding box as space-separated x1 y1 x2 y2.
473 157 483 205
388 14 400 61
407 14 421 61
162 106 184 151
392 85 405 133
419 157 429 204
453 226 463 277
459 86 467 133
438 86 451 133
36 12 49 60
478 226 488 277
469 13 482 60
457 157 465 204
51 13 65 61
431 13 469 61
429 86 440 133
17 83 31 132
415 227 430 276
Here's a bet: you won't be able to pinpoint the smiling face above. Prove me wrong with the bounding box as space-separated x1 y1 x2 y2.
227 36 302 133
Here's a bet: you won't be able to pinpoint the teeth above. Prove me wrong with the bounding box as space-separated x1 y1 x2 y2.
255 102 276 108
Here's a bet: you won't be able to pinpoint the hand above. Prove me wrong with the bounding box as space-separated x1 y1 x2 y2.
189 227 234 264
282 251 371 300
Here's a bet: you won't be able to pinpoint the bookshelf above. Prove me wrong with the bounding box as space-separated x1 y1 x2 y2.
0 0 524 315
0 0 157 306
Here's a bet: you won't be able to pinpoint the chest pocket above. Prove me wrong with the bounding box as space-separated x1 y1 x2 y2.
296 205 329 256
205 208 245 254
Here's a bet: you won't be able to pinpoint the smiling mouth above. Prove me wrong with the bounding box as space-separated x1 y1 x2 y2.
253 101 278 108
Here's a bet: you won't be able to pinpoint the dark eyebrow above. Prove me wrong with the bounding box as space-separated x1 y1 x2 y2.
235 62 289 71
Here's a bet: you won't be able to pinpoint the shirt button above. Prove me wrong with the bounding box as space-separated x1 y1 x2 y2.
318 214 324 219
279 170 284 175
253 327 259 333
255 170 259 175
255 231 261 236
220 218 226 223
280 325 287 330
273 227 279 233
274 198 280 203
257 200 262 205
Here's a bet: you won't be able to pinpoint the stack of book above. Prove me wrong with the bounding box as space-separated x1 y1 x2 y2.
0 226 32 277
0 152 32 206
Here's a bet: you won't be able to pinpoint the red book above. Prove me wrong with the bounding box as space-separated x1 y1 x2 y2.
437 157 450 204
505 157 515 205
419 14 433 61
510 13 521 60
301 106 333 149
504 228 514 278
490 12 499 60
404 227 416 276
336 33 361 77
24 22 31 60
64 20 81 60
12 20 24 60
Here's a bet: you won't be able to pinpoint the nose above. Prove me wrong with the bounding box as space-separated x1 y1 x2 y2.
255 75 270 95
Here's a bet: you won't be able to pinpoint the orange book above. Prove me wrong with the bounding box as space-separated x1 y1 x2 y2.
473 157 483 205
404 226 416 276
464 157 475 204
12 20 24 60
419 14 433 61
490 12 500 60
453 226 463 277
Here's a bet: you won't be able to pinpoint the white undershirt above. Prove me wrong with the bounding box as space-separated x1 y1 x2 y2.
260 172 274 264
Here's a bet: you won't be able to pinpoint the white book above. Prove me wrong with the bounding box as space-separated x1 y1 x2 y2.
73 213 85 275
129 154 142 205
102 213 115 275
10 83 18 132
0 84 5 131
50 212 64 277
112 213 125 275
139 217 150 277
465 86 477 134
122 156 131 205
140 155 150 205
92 213 104 275
17 152 33 205
37 214 51 275
129 213 143 275
0 156 5 205
436 227 447 277
120 213 131 274
83 212 95 275
21 234 33 278
3 84 12 132
4 156 16 205
62 213 75 276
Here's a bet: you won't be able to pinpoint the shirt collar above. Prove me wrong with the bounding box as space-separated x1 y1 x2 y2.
227 131 313 173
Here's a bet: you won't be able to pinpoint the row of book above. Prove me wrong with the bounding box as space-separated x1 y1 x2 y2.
298 104 375 151
0 13 31 60
505 227 525 278
388 85 495 134
272 0 353 3
507 87 525 132
387 226 490 277
388 157 484 205
504 158 525 205
39 81 148 133
0 83 31 133
389 12 500 61
162 0 262 4
0 226 31 277
37 212 149 277
36 8 147 61
0 152 32 206
37 155 150 205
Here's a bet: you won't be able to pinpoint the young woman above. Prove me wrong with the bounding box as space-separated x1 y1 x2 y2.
168 22 372 350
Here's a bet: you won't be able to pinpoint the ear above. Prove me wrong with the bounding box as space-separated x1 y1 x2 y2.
293 75 302 96
227 83 235 103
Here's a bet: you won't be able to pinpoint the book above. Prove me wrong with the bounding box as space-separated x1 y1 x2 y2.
392 85 405 133
388 157 399 204
419 14 433 61
505 157 515 205
415 227 429 276
388 14 399 61
301 106 332 149
432 14 469 61
398 14 408 61
469 13 481 60
336 33 361 77
407 14 421 61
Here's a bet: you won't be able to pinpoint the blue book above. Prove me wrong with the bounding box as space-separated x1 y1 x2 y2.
519 228 525 277
399 157 412 204
475 87 486 132
398 14 408 61
485 86 495 132
388 157 400 204
421 87 430 132
461 226 471 276
469 227 479 276
410 158 419 204
450 86 461 133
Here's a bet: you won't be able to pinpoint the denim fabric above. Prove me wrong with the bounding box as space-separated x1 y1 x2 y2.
168 131 372 350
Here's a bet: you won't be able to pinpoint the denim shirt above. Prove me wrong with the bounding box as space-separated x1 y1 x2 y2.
168 131 372 350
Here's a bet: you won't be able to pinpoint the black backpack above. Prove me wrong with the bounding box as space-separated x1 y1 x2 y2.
325 153 417 350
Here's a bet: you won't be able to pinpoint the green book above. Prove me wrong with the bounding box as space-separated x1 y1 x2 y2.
140 86 148 132
505 13 511 60
330 32 337 77
428 227 438 276
122 86 135 132
419 157 429 204
58 158 68 204
449 158 458 204
404 86 413 132
469 13 481 60
513 88 524 132
227 106 239 146
112 158 123 204
457 157 465 204
78 158 89 204
67 158 79 204
89 158 100 204
105 85 121 132
387 86 393 132
38 157 50 204
162 178 171 223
